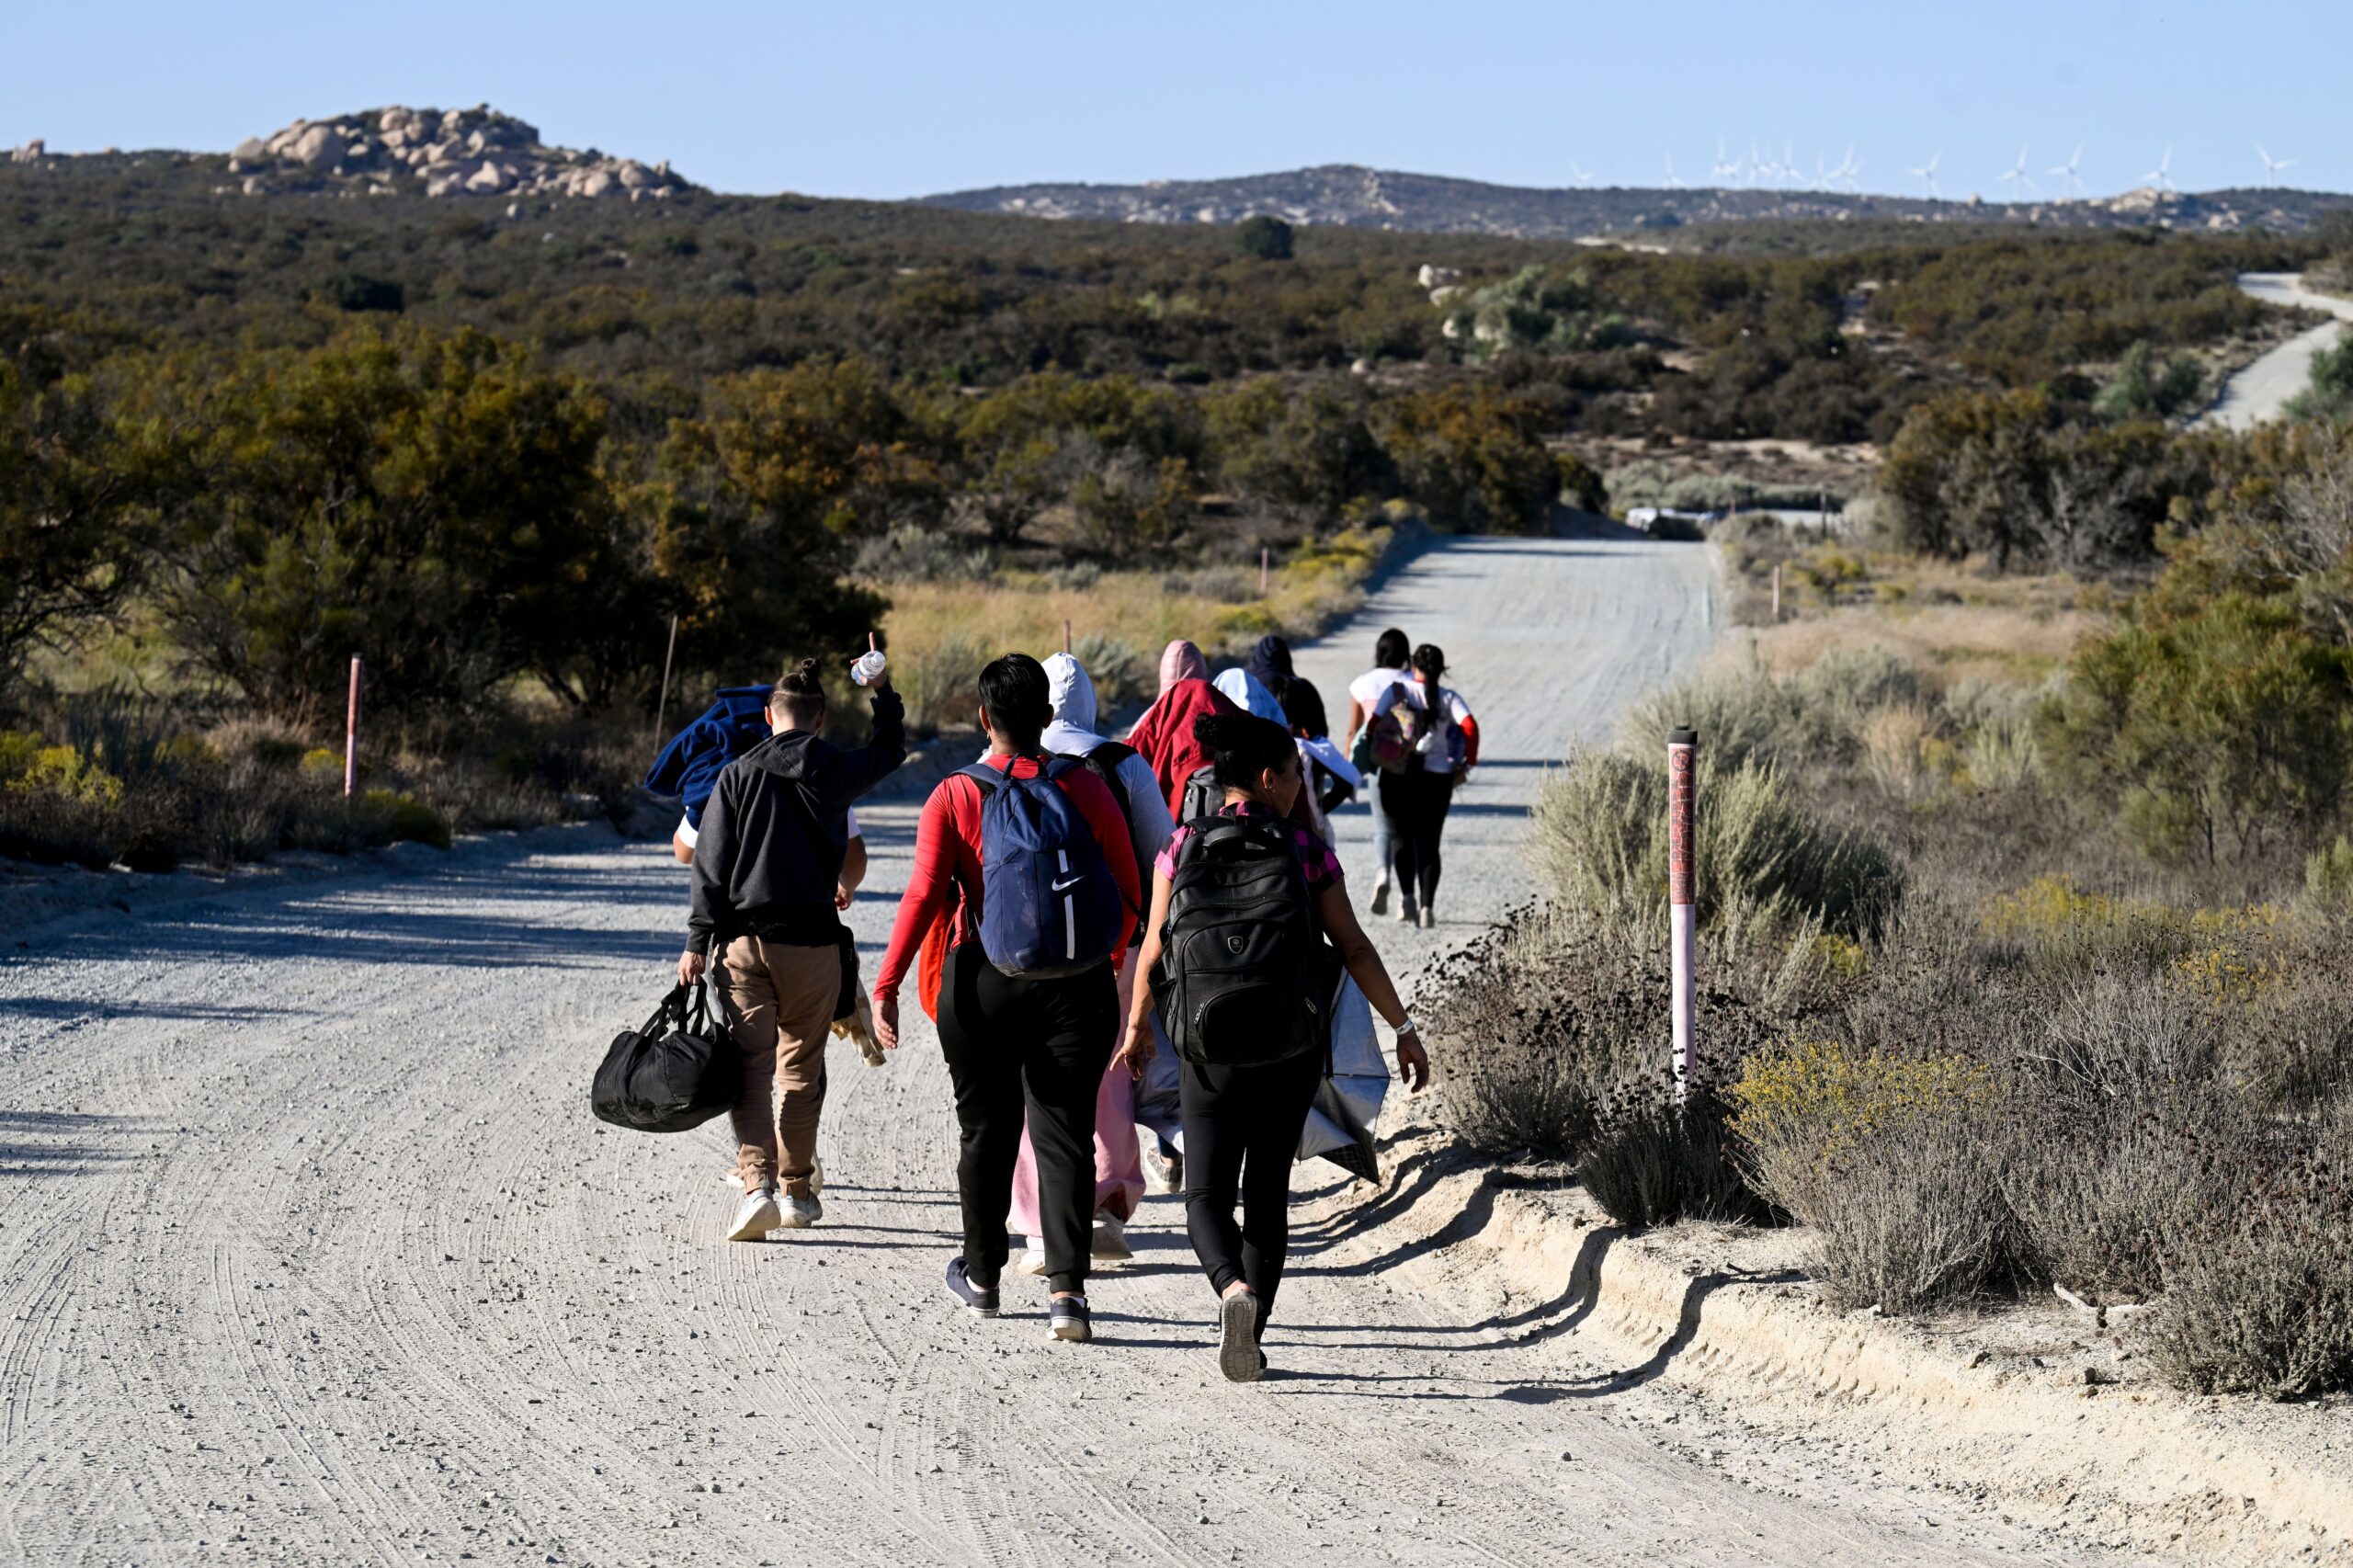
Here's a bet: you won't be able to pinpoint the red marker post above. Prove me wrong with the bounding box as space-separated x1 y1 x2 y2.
344 656 363 799
1668 726 1698 1103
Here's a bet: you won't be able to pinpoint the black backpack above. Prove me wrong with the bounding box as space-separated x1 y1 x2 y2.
1150 814 1330 1067
591 982 739 1132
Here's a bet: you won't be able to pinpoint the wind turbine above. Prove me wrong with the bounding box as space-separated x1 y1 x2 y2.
2143 144 2176 192
1997 142 2035 198
2257 143 2296 181
1783 142 1801 189
1569 162 1595 188
2047 143 2086 197
1711 137 1741 185
1747 139 1765 187
1664 153 1684 189
1832 146 1863 193
1908 151 1942 199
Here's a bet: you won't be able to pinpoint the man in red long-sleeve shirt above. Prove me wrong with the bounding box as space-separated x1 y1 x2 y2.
873 654 1139 1343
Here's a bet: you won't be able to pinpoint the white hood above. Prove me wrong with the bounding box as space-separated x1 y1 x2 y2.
1041 652 1103 756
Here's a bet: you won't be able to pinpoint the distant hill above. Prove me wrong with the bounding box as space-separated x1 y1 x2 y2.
923 163 2353 240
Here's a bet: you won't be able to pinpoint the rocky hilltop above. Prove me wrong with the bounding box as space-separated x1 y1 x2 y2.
223 106 695 200
925 162 2353 239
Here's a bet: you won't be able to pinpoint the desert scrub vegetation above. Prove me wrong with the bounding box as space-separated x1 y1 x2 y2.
1434 493 2353 1395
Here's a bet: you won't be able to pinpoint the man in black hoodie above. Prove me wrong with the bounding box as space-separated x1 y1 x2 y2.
681 656 904 1239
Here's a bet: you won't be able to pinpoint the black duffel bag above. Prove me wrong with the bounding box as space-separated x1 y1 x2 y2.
591 982 738 1132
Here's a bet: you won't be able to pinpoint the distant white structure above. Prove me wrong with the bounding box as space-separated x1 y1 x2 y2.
10 139 44 165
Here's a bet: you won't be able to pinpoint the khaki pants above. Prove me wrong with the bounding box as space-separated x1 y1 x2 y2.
715 937 840 1199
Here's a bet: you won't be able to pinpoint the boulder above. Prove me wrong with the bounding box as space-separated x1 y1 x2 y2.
616 160 652 189
463 162 509 193
1417 264 1461 289
288 124 344 168
1429 285 1464 305
575 168 615 198
233 136 268 162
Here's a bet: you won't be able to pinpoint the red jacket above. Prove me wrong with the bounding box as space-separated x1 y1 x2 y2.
1123 677 1240 820
875 754 1141 1003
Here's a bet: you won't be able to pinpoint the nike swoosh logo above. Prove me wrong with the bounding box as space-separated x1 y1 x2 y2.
1051 876 1086 893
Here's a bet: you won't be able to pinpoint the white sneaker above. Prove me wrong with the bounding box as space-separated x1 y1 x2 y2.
1091 1211 1132 1263
1144 1144 1185 1195
726 1187 781 1242
1013 1239 1050 1276
775 1191 823 1229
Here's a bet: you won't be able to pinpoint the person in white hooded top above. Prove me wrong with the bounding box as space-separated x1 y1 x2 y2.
1007 653 1178 1270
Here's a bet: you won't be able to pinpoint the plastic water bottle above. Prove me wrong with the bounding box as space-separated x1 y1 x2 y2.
850 650 887 687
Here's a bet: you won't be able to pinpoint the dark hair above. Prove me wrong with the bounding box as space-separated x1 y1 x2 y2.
1412 643 1446 705
1279 675 1328 739
1193 711 1295 790
978 653 1051 750
771 658 827 729
1375 628 1410 670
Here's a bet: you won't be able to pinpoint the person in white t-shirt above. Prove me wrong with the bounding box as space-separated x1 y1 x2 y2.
1369 643 1479 928
1341 628 1413 915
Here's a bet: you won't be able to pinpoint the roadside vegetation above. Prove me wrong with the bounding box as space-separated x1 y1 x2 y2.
2 154 2346 873
1429 431 2353 1402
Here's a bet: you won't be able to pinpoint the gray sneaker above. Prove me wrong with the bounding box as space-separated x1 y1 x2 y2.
1217 1290 1264 1383
1050 1295 1093 1344
1370 880 1391 917
726 1186 781 1242
774 1191 823 1229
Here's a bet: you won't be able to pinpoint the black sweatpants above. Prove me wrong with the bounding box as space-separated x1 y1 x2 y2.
1379 765 1458 910
1179 1049 1324 1330
937 942 1119 1296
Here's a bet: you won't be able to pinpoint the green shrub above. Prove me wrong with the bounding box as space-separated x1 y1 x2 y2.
1576 1087 1769 1229
2286 327 2353 424
1374 385 1559 534
1070 632 1146 709
1534 752 1903 941
1235 215 1294 262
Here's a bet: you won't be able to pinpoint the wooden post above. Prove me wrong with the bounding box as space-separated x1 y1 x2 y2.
1063 618 1073 654
1668 727 1699 1104
344 656 362 799
651 614 679 752
1260 547 1270 597
1771 562 1783 622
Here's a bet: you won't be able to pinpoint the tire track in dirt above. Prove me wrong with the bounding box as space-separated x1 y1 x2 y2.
0 533 2107 1566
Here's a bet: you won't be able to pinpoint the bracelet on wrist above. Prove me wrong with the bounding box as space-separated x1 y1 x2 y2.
1396 1017 1420 1037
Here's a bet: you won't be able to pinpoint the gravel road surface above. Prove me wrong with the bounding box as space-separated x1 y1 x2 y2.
0 534 2095 1566
2203 272 2353 430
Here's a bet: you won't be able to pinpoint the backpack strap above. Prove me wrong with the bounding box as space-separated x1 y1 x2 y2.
956 760 1005 798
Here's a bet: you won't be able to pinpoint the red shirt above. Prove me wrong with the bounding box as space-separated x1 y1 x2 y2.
875 754 1142 1001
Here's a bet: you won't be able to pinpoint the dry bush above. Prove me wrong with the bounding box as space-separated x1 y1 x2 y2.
2143 1103 2353 1399
1534 751 1903 942
1860 705 1932 800
1576 1086 1772 1230
1802 1112 2023 1312
1422 910 1790 1160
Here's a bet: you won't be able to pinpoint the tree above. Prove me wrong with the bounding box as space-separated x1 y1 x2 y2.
956 373 1202 545
1204 377 1393 527
2287 328 2353 425
153 328 651 725
0 359 155 695
1375 386 1559 534
649 363 896 681
2095 339 2205 421
1236 215 1294 262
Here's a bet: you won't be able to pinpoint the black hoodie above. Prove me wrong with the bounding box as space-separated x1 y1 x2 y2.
688 687 904 952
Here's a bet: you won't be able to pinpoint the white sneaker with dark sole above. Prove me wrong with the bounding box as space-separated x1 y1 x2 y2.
726 1187 781 1242
1217 1290 1264 1383
1013 1241 1050 1277
774 1192 823 1229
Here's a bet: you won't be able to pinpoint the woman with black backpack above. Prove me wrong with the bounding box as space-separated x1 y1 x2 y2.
1115 711 1430 1383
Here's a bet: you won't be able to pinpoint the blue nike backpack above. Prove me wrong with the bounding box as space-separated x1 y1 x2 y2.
958 757 1124 978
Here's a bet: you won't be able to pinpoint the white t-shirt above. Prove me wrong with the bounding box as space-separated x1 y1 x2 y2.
1348 666 1412 713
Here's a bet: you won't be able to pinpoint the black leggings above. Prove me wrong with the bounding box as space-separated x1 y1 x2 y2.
1179 1049 1324 1331
1379 766 1457 909
937 943 1118 1295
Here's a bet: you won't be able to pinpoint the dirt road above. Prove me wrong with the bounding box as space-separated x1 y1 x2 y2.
2203 272 2353 430
1 533 2095 1566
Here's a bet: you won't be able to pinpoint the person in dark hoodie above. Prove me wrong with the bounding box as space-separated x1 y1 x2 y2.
681 655 904 1241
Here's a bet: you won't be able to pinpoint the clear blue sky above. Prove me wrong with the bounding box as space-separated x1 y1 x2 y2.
7 1 2347 200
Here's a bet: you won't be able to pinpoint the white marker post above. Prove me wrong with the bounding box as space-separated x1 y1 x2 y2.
1668 726 1698 1104
344 656 363 799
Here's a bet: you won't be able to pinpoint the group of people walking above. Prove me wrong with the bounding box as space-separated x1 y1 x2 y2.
663 624 1472 1381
